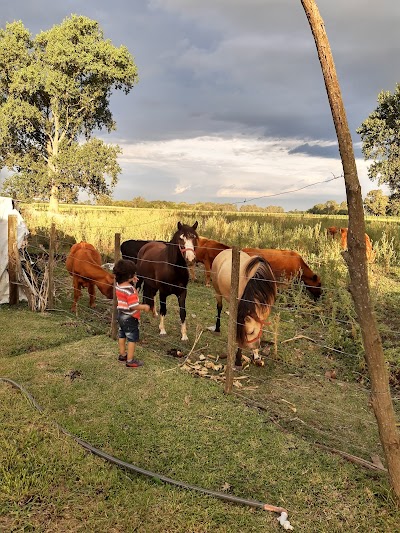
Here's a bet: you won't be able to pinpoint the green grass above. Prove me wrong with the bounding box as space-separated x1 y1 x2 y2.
1 205 399 530
1 272 400 531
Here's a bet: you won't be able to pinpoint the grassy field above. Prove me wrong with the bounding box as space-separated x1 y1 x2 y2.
1 205 400 531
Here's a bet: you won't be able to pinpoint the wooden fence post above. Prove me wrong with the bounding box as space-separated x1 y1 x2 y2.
8 215 18 305
47 222 56 309
110 233 121 339
301 0 400 499
224 246 240 394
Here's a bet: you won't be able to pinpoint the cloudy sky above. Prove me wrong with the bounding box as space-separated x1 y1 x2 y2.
2 1 399 210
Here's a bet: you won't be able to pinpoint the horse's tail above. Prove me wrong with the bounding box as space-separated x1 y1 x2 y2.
237 256 277 346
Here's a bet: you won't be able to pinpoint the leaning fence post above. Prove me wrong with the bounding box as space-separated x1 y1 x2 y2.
110 233 121 340
224 246 240 394
47 222 56 309
8 215 18 305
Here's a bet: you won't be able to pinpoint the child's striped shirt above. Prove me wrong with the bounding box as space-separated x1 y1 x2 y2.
115 283 140 319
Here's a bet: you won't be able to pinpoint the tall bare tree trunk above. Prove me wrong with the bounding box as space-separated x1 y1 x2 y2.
301 0 400 500
48 184 59 213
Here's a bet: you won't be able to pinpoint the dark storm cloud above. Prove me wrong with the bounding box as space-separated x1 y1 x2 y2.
289 143 340 158
1 1 398 209
4 0 399 144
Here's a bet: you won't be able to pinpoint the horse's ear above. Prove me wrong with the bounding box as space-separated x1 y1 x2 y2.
192 221 198 231
177 221 182 230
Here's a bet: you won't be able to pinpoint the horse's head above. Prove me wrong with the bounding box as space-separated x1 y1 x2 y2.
175 221 199 266
237 304 271 350
304 274 322 300
240 311 269 349
236 256 277 349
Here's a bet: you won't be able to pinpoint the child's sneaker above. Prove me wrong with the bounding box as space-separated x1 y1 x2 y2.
126 359 144 368
118 354 127 362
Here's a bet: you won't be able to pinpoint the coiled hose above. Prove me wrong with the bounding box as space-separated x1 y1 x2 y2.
1 377 292 527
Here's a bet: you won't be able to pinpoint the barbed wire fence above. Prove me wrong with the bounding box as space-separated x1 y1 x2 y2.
4 194 400 475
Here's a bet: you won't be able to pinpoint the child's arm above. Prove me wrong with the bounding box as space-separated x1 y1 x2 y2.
136 303 151 312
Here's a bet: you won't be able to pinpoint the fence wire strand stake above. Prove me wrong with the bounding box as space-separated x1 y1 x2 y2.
225 246 240 394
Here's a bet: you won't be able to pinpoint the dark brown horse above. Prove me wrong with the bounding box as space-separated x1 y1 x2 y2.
121 239 165 263
136 222 198 341
211 249 277 367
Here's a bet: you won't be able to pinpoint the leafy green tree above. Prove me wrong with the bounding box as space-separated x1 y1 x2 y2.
0 16 137 210
337 201 348 215
387 193 400 216
357 84 400 194
363 189 389 216
307 200 346 214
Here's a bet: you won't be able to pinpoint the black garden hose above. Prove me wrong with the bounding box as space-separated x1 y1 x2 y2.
0 377 289 516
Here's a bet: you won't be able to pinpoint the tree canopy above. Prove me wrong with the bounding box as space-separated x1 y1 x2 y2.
363 189 389 216
357 84 400 195
307 199 348 215
0 15 138 209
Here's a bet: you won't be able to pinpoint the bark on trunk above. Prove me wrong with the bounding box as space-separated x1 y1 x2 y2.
301 0 400 500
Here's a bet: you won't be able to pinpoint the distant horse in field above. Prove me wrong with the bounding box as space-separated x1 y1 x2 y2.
211 249 277 368
326 226 340 238
189 236 230 286
327 226 375 262
339 228 375 262
66 242 114 312
136 221 199 341
121 239 165 263
243 248 322 299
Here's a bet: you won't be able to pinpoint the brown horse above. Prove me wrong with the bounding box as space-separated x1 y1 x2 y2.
211 249 277 367
136 221 198 341
66 242 114 312
327 226 340 238
189 236 230 286
339 228 375 262
243 248 322 299
328 227 375 262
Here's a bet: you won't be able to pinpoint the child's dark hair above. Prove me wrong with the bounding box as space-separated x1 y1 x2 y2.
113 259 136 283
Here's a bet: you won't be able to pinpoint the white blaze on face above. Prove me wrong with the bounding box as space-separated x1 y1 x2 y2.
181 234 196 265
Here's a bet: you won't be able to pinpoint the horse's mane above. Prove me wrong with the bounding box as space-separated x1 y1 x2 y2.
167 229 185 266
237 256 277 346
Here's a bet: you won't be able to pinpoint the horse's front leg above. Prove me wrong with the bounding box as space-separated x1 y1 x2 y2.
143 283 157 318
71 278 82 312
235 347 243 368
189 264 196 282
159 291 167 336
88 282 96 308
204 259 211 287
177 289 188 341
215 297 222 333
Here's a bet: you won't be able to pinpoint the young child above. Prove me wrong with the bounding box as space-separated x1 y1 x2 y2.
112 259 150 368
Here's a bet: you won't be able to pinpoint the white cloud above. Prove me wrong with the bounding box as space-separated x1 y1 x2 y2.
116 134 378 208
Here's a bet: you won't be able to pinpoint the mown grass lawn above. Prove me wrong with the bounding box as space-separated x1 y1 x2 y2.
1 283 400 532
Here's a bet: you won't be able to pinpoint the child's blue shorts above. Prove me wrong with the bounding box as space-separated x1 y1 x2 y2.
117 313 140 343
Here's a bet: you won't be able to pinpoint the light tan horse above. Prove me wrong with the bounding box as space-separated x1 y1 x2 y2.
211 249 277 368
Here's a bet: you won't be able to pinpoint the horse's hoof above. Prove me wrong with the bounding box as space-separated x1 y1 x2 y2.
159 331 167 336
234 365 243 371
181 336 189 342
